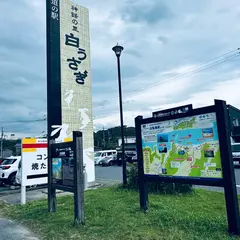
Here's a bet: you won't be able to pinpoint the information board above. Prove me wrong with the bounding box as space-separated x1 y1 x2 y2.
141 112 223 179
52 144 74 187
21 138 48 186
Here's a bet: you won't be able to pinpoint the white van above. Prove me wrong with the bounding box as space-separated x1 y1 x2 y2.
94 150 117 165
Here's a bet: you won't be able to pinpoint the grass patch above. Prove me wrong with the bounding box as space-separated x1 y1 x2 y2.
1 186 240 240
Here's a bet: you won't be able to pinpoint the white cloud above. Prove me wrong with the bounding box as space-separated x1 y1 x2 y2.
94 75 240 130
1 0 240 138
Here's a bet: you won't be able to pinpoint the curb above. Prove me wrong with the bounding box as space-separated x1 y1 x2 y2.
41 183 104 194
0 185 47 196
0 183 104 197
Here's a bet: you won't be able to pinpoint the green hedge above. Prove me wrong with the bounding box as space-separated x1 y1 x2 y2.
125 163 193 194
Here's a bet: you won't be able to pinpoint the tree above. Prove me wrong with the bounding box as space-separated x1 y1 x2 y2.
2 139 21 156
94 126 136 150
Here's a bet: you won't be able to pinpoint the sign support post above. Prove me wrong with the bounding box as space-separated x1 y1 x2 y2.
46 0 61 213
73 131 85 225
20 186 26 205
20 139 26 205
48 139 56 213
215 100 240 235
135 116 148 211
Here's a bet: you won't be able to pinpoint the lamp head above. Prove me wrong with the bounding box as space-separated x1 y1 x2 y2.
112 43 124 57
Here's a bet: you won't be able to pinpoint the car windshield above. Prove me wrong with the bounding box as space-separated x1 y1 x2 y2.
1 158 17 165
94 152 102 157
232 144 240 152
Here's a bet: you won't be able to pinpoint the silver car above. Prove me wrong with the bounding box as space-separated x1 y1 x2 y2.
101 154 117 166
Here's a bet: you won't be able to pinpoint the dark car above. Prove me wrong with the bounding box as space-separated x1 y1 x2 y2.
117 152 136 165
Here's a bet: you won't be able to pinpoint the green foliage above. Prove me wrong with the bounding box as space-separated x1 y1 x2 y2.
126 163 193 194
2 186 239 240
94 126 136 149
2 139 21 156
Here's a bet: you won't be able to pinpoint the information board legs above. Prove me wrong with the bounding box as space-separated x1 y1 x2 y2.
20 185 26 205
139 180 148 211
73 131 84 225
215 100 240 235
48 188 56 212
135 116 149 211
48 139 56 212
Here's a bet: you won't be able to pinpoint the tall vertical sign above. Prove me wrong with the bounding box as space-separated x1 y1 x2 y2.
59 0 94 182
47 0 95 187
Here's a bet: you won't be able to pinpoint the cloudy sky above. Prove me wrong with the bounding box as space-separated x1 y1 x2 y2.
0 0 240 137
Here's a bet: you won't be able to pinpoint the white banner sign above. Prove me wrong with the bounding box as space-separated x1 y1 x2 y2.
21 138 48 186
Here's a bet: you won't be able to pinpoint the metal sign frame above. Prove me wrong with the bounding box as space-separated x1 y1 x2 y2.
152 104 193 118
135 99 240 235
51 141 74 192
48 131 85 225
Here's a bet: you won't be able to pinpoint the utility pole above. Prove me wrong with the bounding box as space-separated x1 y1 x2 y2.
1 127 3 158
103 126 105 149
108 130 110 146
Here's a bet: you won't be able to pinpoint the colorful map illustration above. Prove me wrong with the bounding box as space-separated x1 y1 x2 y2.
52 158 62 179
141 113 222 178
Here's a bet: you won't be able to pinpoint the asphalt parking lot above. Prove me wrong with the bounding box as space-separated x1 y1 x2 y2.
1 165 240 194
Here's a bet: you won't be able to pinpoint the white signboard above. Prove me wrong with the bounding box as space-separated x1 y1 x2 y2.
59 0 95 182
21 138 48 187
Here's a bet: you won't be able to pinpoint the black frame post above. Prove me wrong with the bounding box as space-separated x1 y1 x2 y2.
116 55 127 185
215 99 240 235
46 0 62 212
73 131 84 225
135 116 148 211
48 139 56 212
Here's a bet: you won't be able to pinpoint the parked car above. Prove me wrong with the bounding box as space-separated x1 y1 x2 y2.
15 160 21 185
0 156 21 185
101 154 117 166
0 158 6 165
94 150 117 165
117 152 136 165
131 154 138 163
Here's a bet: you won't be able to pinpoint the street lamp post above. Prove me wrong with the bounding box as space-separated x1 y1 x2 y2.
112 43 127 185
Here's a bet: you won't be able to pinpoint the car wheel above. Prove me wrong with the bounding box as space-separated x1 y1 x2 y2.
108 161 113 166
8 172 17 185
117 162 122 166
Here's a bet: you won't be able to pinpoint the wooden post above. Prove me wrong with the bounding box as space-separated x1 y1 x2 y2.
215 100 240 235
48 139 56 212
135 116 148 211
73 131 84 225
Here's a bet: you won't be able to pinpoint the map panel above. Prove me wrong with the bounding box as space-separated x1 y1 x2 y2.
141 112 222 179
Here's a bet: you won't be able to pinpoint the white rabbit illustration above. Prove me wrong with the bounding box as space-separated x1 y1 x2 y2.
82 147 94 183
51 124 70 142
78 108 90 130
64 89 74 107
83 147 94 160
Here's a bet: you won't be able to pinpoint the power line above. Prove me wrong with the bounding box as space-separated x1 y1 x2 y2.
0 118 46 124
94 50 240 119
123 53 240 101
99 48 240 107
